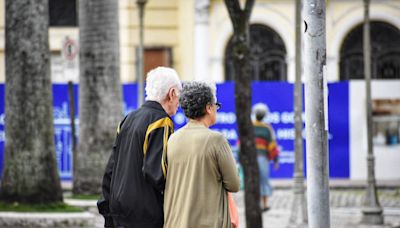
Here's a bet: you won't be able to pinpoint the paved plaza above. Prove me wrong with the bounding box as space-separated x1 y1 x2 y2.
2 181 400 227
231 189 400 228
89 188 400 228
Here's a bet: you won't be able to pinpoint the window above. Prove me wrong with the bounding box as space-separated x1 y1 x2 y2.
340 22 400 80
49 0 77 26
142 47 173 76
372 99 400 146
225 24 287 81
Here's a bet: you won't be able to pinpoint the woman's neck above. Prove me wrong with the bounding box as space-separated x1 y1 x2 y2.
189 118 210 128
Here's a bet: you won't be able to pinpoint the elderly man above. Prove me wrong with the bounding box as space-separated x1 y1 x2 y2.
97 67 182 228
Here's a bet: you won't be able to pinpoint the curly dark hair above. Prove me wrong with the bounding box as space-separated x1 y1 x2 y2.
179 81 216 119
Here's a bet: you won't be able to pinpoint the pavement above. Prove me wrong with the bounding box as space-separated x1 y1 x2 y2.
232 189 400 228
87 185 400 228
2 180 399 227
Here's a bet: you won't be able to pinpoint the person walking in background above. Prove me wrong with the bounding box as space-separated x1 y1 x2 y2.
252 103 280 212
164 81 240 228
97 67 182 228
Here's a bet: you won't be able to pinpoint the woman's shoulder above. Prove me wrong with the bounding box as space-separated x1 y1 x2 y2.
206 129 227 143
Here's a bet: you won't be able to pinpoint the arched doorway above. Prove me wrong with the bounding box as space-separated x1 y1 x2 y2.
340 21 400 80
224 24 287 81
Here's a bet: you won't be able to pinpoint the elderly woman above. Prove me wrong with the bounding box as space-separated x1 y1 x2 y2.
164 81 240 228
252 103 280 212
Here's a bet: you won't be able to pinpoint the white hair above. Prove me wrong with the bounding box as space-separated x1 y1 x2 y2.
252 103 269 116
145 67 182 102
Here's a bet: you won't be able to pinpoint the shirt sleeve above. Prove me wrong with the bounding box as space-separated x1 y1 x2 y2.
98 117 127 228
142 117 173 192
216 134 241 192
98 152 115 227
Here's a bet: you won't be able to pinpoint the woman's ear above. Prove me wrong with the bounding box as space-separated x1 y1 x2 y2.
205 104 212 115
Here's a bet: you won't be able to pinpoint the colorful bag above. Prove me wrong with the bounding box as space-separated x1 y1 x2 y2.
266 141 279 161
228 192 239 228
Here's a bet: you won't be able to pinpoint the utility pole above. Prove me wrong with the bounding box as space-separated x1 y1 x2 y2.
68 81 77 182
361 0 384 224
137 0 147 107
303 0 330 227
289 0 308 224
194 0 210 81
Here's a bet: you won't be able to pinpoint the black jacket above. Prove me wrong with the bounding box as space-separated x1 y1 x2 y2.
98 101 173 228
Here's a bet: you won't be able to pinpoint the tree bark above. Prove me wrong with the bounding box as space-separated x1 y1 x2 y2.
224 1 262 227
0 0 63 203
73 0 123 194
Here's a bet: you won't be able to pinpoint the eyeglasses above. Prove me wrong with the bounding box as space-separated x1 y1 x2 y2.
215 102 221 110
208 102 221 110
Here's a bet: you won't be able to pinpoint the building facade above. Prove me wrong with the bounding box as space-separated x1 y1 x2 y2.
0 0 399 180
0 0 399 83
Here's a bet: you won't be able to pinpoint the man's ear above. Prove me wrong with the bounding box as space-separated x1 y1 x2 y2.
167 88 174 101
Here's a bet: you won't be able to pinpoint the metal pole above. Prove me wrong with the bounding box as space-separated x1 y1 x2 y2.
361 0 384 224
194 0 210 81
137 0 147 107
303 0 330 227
289 0 308 224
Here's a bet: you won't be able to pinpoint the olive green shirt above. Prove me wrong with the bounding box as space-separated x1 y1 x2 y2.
164 121 240 228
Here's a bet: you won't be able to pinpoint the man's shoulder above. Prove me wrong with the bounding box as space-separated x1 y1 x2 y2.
134 106 171 122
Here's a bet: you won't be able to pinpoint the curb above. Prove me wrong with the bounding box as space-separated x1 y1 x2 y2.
64 199 97 208
0 211 95 228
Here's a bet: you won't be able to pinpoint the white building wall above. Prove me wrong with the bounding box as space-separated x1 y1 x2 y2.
350 80 400 180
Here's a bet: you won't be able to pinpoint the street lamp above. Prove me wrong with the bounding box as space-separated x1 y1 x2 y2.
289 0 307 224
136 0 148 107
361 0 384 224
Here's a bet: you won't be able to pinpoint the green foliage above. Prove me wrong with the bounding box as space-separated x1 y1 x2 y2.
0 201 83 212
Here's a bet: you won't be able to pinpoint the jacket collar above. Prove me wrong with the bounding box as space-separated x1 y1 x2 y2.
143 100 167 113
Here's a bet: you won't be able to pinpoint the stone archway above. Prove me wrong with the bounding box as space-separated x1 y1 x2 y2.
340 21 400 80
224 24 287 81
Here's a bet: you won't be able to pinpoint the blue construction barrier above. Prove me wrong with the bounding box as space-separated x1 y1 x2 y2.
0 82 349 180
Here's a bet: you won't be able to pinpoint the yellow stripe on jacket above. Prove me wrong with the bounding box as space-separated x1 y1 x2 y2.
143 117 174 155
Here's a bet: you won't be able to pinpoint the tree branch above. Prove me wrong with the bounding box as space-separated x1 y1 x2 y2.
224 0 243 32
244 0 255 21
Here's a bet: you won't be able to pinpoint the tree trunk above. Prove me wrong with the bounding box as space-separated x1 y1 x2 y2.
0 0 62 204
73 0 123 194
224 1 262 227
234 41 262 228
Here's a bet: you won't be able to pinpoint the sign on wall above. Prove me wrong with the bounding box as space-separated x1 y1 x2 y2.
0 82 349 180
